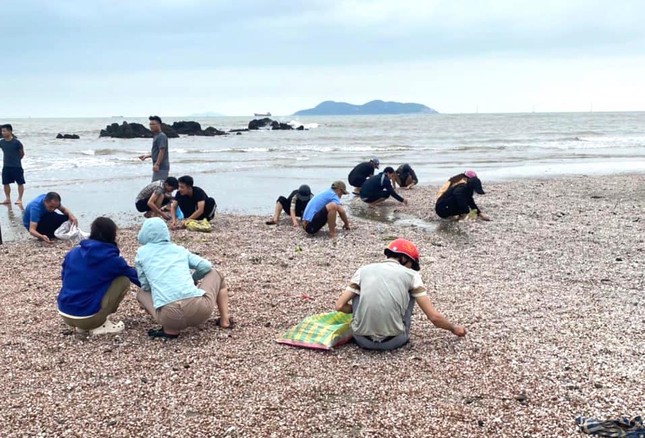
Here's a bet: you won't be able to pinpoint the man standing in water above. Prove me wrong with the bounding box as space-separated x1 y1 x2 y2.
0 124 26 205
139 116 169 181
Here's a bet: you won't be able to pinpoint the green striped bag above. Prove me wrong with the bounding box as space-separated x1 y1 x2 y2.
276 311 353 350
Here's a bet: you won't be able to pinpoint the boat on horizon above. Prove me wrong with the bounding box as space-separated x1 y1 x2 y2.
254 112 271 117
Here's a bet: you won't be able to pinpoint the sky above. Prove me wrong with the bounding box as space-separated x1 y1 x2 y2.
2 0 645 117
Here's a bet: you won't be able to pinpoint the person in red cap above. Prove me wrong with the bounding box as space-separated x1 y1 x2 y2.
335 238 466 350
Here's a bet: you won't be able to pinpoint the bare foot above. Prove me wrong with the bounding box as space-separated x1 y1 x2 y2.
15 200 22 205
0 199 10 205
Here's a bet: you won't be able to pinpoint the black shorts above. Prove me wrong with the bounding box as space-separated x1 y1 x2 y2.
360 191 390 203
435 200 467 218
304 205 329 234
2 167 25 185
277 196 290 215
135 196 170 212
348 175 368 188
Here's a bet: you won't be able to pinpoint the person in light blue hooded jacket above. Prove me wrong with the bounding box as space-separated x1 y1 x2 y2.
135 217 231 339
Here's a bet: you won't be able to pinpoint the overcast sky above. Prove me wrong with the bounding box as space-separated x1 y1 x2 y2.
3 0 645 117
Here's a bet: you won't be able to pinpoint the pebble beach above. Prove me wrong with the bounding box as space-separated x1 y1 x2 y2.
0 173 642 436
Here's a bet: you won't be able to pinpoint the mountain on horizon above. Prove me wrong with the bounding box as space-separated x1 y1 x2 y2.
293 100 438 116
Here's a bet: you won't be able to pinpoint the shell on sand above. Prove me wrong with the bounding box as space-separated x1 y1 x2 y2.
0 174 642 436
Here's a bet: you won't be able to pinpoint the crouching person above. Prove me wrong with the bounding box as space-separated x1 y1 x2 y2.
335 238 466 350
57 217 141 335
135 218 231 339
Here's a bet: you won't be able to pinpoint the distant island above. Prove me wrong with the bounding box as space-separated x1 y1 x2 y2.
293 100 438 116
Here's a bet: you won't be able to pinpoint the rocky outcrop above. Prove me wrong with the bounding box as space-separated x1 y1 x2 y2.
171 121 227 136
99 122 179 138
248 118 301 130
56 133 80 139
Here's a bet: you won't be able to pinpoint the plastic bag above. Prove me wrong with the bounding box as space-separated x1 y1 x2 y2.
185 218 212 232
54 221 90 242
276 311 353 350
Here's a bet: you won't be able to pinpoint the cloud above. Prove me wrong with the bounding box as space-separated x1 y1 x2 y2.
1 0 644 116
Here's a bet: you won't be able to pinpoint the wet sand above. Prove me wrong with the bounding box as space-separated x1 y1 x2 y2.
0 173 642 436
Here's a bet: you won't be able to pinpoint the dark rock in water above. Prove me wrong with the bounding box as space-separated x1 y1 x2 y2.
171 121 227 136
271 121 293 130
99 121 178 138
202 126 227 136
236 132 242 135
160 124 179 138
172 121 203 135
56 133 80 139
229 128 249 133
248 118 273 130
296 125 305 131
247 118 300 131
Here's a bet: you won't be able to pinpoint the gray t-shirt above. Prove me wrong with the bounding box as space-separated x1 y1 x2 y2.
347 260 427 338
136 180 165 202
0 138 24 168
151 132 169 170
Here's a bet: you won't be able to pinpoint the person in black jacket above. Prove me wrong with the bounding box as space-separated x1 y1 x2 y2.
348 157 379 194
394 163 419 189
360 167 408 206
435 176 490 221
265 184 314 227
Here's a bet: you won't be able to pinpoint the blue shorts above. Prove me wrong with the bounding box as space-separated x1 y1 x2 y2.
2 167 25 185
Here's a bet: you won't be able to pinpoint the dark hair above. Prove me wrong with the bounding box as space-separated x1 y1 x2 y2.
178 175 194 188
383 166 395 174
148 115 162 124
386 251 412 268
448 173 467 184
90 217 118 245
165 176 179 190
44 192 61 203
1 124 13 132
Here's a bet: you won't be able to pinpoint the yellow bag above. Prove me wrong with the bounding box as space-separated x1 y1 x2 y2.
185 218 212 232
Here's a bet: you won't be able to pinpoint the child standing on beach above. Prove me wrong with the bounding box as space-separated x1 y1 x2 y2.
0 124 25 205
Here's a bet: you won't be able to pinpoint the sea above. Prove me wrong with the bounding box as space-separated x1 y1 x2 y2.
1 112 644 242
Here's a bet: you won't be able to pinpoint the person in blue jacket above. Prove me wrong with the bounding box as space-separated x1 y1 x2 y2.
135 217 231 339
57 217 140 335
359 167 408 206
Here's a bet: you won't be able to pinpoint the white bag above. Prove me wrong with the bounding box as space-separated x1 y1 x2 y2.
54 221 90 242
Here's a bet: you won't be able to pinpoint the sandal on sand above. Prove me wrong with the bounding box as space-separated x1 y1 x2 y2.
147 327 179 339
265 220 277 225
215 318 235 329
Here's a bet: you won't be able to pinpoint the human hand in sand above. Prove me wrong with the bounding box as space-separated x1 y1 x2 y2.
452 325 467 337
343 223 350 231
402 199 409 206
42 235 52 244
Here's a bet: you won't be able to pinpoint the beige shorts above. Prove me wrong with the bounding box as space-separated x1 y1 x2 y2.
137 270 224 332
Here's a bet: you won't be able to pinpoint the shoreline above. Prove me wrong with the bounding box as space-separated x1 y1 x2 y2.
2 170 644 244
0 173 643 435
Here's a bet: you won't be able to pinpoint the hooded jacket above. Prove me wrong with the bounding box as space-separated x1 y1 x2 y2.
435 181 481 217
135 218 212 309
57 239 140 317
